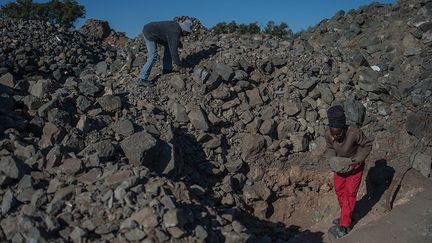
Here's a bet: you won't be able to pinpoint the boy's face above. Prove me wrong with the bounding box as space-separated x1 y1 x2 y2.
330 127 345 142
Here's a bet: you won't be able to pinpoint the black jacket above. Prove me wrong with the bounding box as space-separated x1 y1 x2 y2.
143 21 183 66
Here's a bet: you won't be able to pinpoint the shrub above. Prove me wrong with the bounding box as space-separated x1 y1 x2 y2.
211 20 295 39
0 0 85 28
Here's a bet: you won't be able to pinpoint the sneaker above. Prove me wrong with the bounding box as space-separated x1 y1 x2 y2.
329 225 352 239
134 78 154 87
332 218 340 225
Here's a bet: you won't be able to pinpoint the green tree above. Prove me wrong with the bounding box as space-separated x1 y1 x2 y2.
264 21 294 40
0 0 85 28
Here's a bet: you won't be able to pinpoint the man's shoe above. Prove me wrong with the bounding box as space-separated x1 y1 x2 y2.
162 69 172 74
134 78 154 87
328 225 351 239
332 218 340 225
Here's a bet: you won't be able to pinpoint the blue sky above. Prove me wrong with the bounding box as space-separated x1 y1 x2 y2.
1 0 397 38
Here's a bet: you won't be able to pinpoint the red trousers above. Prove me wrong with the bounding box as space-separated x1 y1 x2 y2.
334 164 364 227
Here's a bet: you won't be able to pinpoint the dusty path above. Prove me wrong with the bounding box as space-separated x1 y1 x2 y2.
321 170 432 243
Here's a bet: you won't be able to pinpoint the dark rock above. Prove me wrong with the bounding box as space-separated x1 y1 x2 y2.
188 107 209 131
79 80 102 97
343 98 366 126
163 209 187 228
284 101 301 116
246 88 263 107
109 119 135 136
170 75 186 91
79 19 111 41
412 153 431 178
171 103 189 124
271 55 287 67
0 73 15 88
293 77 318 90
205 72 222 92
194 67 210 84
350 49 369 67
241 133 266 162
1 189 17 215
233 70 248 81
0 156 26 185
239 58 253 73
61 158 84 175
225 159 244 173
125 229 146 241
213 63 234 81
92 140 115 160
96 61 108 75
405 111 432 140
290 132 310 153
37 99 57 118
97 95 122 112
76 95 93 111
30 79 56 98
121 132 158 166
356 67 387 93
47 108 71 128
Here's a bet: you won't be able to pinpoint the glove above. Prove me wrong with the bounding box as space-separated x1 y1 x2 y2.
328 156 355 173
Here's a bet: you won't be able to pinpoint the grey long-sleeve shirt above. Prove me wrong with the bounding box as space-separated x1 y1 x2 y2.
143 21 183 66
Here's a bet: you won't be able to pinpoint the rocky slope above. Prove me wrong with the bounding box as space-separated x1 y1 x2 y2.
0 0 431 242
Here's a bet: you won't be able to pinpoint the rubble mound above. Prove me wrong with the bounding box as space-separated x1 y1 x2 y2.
0 0 431 242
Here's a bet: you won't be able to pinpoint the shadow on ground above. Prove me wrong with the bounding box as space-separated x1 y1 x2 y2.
182 45 220 69
147 126 325 242
353 159 395 225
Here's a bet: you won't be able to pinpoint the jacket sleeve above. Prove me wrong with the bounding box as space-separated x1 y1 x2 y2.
167 32 182 66
352 129 372 163
325 133 337 159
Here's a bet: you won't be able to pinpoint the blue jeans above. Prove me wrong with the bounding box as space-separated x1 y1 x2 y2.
139 36 172 82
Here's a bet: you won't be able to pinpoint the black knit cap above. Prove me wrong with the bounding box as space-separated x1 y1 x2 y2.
327 105 346 128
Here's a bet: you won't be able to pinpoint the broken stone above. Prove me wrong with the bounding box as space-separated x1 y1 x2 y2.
246 88 263 107
97 95 122 112
163 209 187 228
0 72 15 88
412 153 431 178
121 132 157 166
1 189 17 215
194 67 210 84
213 63 234 81
30 79 56 98
170 74 186 91
290 132 310 153
92 140 115 160
241 133 266 162
76 115 91 132
61 158 84 175
125 228 147 241
277 119 300 139
172 103 189 123
110 119 134 137
0 156 26 185
188 107 209 131
79 80 102 97
130 207 159 228
225 160 244 173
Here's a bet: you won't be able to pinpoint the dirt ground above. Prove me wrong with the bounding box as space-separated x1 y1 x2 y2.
287 167 432 243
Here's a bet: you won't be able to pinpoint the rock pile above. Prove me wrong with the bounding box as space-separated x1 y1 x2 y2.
0 0 431 242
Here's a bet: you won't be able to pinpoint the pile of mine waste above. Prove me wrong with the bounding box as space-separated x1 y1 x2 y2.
0 0 431 242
